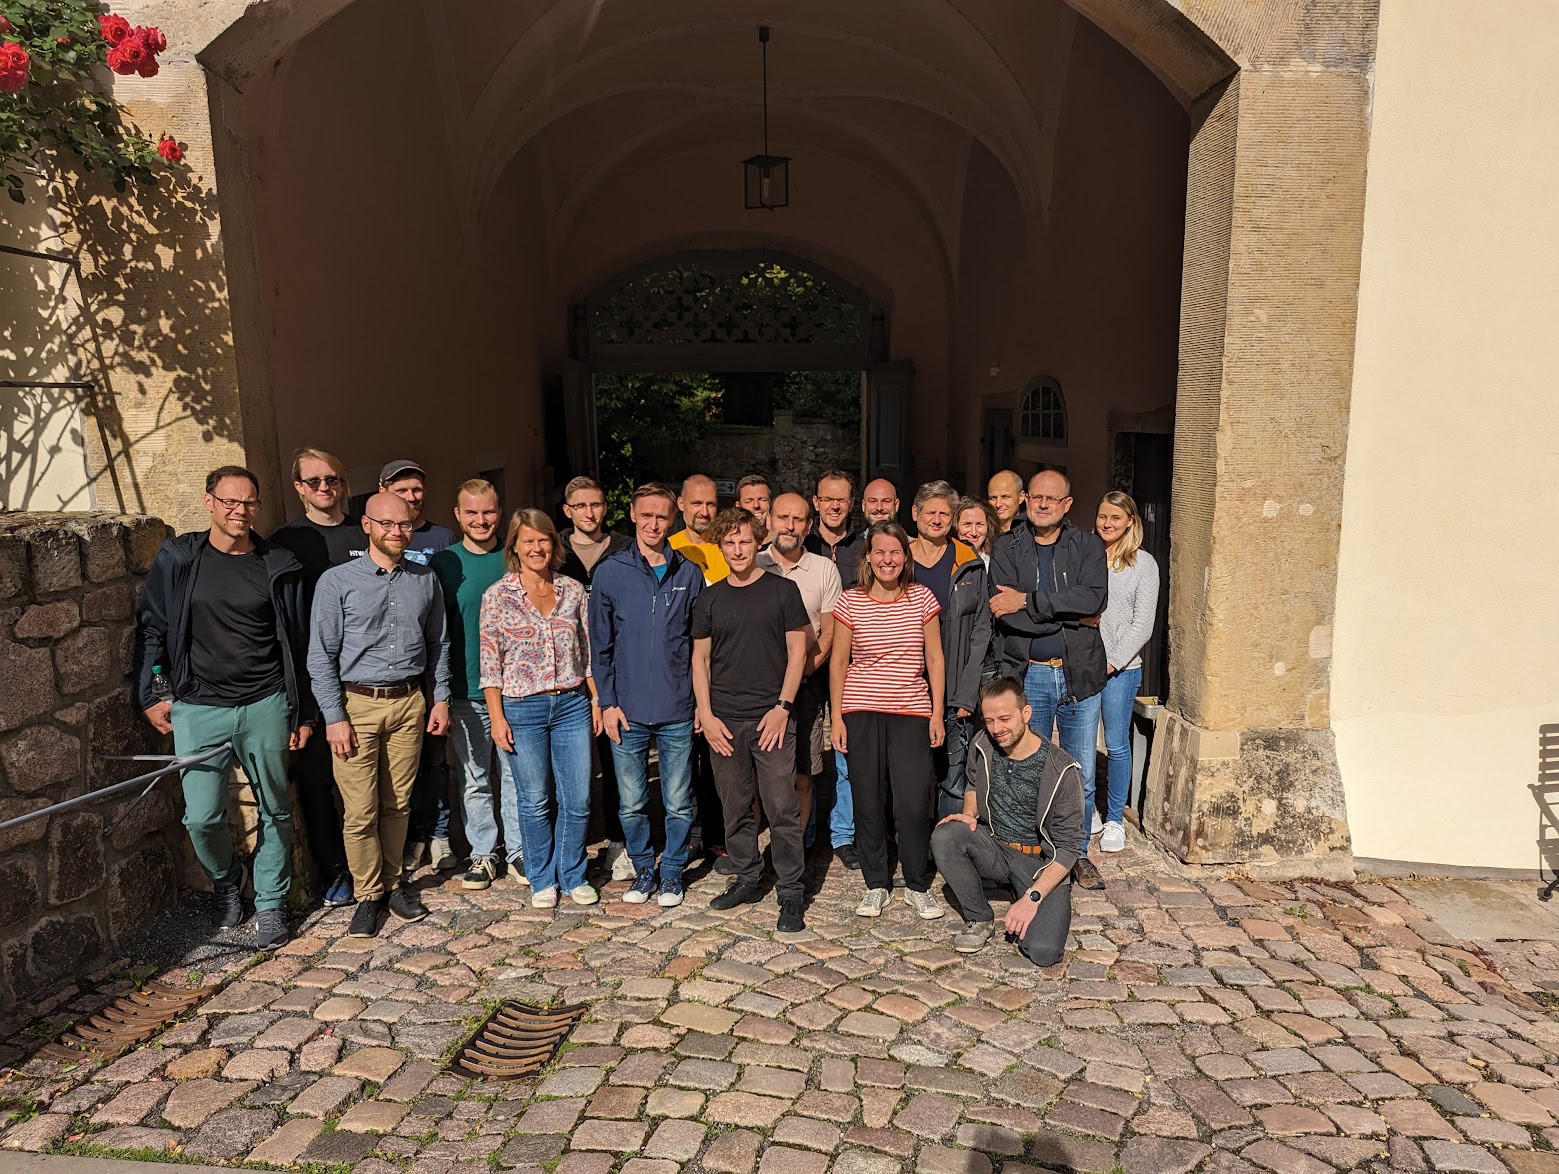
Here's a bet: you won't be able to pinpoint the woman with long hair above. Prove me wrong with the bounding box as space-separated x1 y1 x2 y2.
829 521 947 920
481 508 601 908
955 497 999 565
1094 491 1159 853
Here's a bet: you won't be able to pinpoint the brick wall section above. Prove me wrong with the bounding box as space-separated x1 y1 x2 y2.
0 512 178 1011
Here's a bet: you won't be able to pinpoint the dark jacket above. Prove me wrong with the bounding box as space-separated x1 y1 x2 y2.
806 529 863 592
941 539 993 714
989 517 1109 702
559 528 631 588
132 531 315 732
587 542 704 725
964 729 1085 873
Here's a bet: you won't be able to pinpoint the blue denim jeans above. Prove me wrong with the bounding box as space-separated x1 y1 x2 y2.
610 719 695 882
448 699 522 864
499 690 593 893
1099 666 1141 827
829 749 856 847
1022 663 1103 859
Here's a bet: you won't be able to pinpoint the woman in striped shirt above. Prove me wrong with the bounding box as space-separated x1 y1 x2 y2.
829 522 947 920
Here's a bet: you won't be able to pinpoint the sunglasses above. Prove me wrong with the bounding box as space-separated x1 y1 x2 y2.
298 475 343 489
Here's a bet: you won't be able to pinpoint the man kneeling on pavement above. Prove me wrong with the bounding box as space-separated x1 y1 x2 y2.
931 675 1084 965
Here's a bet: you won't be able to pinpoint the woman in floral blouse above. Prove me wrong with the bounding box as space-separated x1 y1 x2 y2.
481 508 601 910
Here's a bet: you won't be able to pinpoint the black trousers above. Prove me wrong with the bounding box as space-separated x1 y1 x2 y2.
693 733 726 849
844 711 935 893
930 820 1072 967
291 729 347 880
708 715 804 902
594 731 625 843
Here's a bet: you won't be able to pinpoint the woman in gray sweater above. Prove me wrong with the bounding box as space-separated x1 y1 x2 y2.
1094 492 1160 853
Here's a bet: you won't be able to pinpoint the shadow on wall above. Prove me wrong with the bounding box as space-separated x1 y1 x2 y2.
1537 724 1559 902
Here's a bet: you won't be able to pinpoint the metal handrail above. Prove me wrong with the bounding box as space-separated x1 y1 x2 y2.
0 743 232 834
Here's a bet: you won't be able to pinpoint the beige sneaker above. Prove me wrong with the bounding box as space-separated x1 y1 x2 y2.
855 888 891 918
531 887 559 909
569 883 600 906
904 888 945 920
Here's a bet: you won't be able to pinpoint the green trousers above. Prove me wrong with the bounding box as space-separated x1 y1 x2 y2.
172 690 293 912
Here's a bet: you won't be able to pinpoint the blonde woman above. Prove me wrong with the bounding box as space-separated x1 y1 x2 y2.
481 509 601 908
1094 492 1159 853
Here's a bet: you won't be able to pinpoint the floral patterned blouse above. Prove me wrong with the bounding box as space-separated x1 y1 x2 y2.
478 573 591 699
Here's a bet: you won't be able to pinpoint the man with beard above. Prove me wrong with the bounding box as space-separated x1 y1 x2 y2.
758 493 842 846
861 477 900 528
930 677 1083 966
310 490 451 937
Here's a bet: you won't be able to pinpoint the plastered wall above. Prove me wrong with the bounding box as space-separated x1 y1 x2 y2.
1333 0 1559 871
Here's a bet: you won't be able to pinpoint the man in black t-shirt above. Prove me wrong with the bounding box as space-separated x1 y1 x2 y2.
272 448 363 908
692 508 811 933
133 466 315 951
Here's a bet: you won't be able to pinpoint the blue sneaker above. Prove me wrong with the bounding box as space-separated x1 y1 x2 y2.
622 870 657 905
657 879 685 908
323 870 355 908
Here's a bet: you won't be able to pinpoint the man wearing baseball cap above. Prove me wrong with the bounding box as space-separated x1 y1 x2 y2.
379 459 459 874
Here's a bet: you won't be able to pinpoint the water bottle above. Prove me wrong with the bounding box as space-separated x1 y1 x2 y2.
151 665 172 704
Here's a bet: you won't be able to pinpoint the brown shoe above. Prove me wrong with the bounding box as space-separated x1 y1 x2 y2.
1072 858 1105 891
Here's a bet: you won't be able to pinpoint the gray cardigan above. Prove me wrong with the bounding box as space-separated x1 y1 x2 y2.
1100 550 1159 672
963 730 1085 874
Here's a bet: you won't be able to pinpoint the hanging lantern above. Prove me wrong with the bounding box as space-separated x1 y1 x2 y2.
743 26 789 210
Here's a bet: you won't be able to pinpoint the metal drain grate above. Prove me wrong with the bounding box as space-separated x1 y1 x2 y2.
447 1000 587 1079
32 979 218 1064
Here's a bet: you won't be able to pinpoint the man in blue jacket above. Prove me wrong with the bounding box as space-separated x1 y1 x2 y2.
589 483 705 908
133 466 315 951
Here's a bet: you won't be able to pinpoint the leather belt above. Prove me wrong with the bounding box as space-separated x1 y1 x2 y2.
537 683 586 697
999 838 1046 856
344 678 421 699
1028 657 1064 668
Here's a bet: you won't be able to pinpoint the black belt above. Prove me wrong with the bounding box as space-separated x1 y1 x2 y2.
343 678 420 699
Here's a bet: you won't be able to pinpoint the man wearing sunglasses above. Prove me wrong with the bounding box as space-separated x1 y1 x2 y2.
309 490 451 937
134 466 315 951
273 447 363 910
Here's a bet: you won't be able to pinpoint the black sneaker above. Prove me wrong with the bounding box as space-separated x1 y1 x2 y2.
212 864 246 929
348 898 384 938
834 843 861 871
712 849 741 876
462 856 498 891
387 887 429 922
776 898 806 933
256 909 290 951
709 881 763 911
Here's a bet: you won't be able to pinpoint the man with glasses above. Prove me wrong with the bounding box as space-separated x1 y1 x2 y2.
134 466 315 951
309 491 451 936
378 459 458 875
274 448 361 909
989 469 1109 891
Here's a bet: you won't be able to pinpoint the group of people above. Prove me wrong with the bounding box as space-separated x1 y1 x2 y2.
133 453 1159 969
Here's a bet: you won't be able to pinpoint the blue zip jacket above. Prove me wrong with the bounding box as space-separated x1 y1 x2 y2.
588 542 704 725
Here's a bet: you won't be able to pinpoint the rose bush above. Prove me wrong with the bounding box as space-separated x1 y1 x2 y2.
0 1 180 201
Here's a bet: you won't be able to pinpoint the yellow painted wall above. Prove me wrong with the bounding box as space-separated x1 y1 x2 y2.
1333 0 1559 871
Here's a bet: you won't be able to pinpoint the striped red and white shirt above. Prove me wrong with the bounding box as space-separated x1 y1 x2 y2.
832 583 941 717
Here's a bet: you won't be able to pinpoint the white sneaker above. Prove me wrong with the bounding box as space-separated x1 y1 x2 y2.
606 842 636 882
430 837 457 871
531 887 559 909
1100 821 1127 853
1091 812 1104 836
569 883 600 906
855 888 891 918
904 888 945 920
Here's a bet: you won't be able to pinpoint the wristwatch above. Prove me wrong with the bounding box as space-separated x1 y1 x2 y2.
776 699 793 712
1027 888 1043 904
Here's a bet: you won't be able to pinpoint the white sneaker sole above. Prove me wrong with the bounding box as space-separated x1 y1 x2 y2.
531 889 559 909
622 889 650 905
657 891 684 908
570 888 600 906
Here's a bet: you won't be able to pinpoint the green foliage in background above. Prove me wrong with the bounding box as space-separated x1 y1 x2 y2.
594 371 723 526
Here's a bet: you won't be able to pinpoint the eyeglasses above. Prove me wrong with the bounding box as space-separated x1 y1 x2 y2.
816 496 851 506
1029 495 1070 507
211 495 261 513
366 517 415 533
298 475 343 489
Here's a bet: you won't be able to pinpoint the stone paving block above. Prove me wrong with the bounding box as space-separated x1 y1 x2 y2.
1118 1135 1212 1174
706 1091 792 1127
338 1100 409 1132
538 1065 607 1097
1454 1114 1532 1146
843 1125 917 1157
756 1144 829 1173
587 1084 647 1118
917 1144 994 1173
1172 1077 1254 1130
184 1107 277 1161
645 1088 704 1118
298 1035 343 1071
82 1126 180 1154
162 1078 257 1128
642 1116 705 1160
1419 1140 1508 1173
1468 1080 1554 1125
571 1118 648 1152
91 1080 171 1125
253 1015 322 1050
246 1117 323 1165
894 1091 963 1138
223 1047 291 1080
1323 1103 1387 1136
301 1128 379 1165
1028 1129 1118 1172
840 1011 902 1039
1 1114 70 1152
1256 1104 1336 1135
287 1074 360 1118
702 1126 764 1172
515 1097 585 1133
621 1161 680 1174
1241 1138 1333 1174
661 1001 740 1033
380 1058 439 1101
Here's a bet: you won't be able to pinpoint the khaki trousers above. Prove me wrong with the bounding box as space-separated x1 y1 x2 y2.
332 691 426 901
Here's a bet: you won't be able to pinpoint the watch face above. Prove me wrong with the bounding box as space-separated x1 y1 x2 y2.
1028 889 1043 902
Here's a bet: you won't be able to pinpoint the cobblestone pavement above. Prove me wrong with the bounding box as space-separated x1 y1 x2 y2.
3 839 1559 1174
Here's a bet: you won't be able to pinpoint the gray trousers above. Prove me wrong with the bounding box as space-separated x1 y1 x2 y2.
930 820 1072 966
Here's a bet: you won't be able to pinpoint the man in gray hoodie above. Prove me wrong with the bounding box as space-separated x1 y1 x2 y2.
930 676 1084 965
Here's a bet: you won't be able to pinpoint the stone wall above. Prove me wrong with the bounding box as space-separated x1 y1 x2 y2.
0 512 177 1011
691 411 861 499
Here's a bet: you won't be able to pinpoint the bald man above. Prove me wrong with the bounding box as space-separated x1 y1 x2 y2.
670 474 730 585
987 470 1024 534
861 478 900 527
309 490 451 936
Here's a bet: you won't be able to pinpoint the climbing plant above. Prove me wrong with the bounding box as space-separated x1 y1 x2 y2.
0 0 182 202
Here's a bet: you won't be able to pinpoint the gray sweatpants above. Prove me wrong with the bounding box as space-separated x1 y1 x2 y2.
931 820 1072 966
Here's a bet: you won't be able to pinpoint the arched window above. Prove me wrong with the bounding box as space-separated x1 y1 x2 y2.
1019 377 1066 442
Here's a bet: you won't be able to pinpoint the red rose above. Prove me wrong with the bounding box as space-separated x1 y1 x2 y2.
136 55 158 77
56 36 71 45
134 26 166 54
98 13 132 46
107 36 146 73
157 136 182 164
0 17 10 33
0 41 28 92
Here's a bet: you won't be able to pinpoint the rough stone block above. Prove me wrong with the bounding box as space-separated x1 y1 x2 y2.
26 528 81 593
0 723 81 793
122 516 171 573
107 790 176 852
0 856 41 930
47 811 104 904
70 518 128 582
14 600 79 639
0 534 28 603
54 625 112 695
0 640 55 732
82 582 133 622
0 798 49 852
87 687 161 786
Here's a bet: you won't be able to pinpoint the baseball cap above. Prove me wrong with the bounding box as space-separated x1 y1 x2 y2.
379 459 426 485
